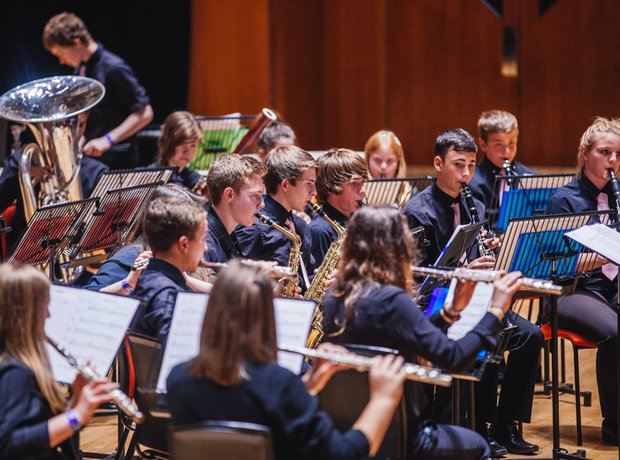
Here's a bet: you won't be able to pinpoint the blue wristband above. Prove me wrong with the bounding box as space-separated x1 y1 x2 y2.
65 409 82 432
105 133 115 146
121 278 134 294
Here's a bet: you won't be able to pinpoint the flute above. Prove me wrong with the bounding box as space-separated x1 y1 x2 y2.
411 266 563 295
47 337 145 424
278 343 453 387
200 260 296 279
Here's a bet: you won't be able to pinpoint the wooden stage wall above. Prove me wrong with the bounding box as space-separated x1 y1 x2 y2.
188 0 620 168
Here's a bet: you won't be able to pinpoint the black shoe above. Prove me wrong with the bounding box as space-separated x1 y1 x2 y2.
602 419 619 445
478 423 508 457
493 421 539 455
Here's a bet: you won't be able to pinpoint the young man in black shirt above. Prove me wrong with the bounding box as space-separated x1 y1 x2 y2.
402 128 542 456
43 12 153 170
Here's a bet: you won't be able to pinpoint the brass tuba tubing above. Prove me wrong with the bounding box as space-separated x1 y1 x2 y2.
411 266 563 295
278 343 453 387
47 337 145 423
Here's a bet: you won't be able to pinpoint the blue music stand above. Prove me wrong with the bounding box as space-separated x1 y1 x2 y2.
490 173 574 233
496 210 613 460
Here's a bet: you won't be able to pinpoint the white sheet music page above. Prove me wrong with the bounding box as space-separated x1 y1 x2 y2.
565 223 620 266
45 286 140 384
156 292 208 393
274 298 315 375
446 280 494 340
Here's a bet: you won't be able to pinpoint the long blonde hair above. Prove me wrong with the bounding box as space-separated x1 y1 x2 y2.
0 263 66 413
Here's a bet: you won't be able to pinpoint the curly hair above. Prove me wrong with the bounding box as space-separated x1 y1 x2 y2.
331 206 419 336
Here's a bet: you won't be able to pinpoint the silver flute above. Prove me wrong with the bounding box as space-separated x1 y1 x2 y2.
131 258 296 279
278 343 453 387
47 337 145 423
411 266 563 295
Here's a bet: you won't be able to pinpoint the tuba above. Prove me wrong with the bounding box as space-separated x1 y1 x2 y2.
0 76 105 221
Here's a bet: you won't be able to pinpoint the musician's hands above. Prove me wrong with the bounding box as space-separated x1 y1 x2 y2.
314 268 338 291
484 235 501 251
127 250 152 288
302 343 352 395
490 270 523 318
368 354 406 404
184 273 213 293
451 268 477 312
71 377 119 426
83 136 112 158
273 278 303 299
468 255 495 270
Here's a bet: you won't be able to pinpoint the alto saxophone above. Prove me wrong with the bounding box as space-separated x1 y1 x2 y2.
256 213 302 298
303 203 346 348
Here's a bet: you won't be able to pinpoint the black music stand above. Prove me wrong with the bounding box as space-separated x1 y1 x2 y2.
489 173 574 233
9 198 98 282
565 221 620 459
69 182 162 268
89 166 174 200
416 220 487 301
364 176 434 207
495 211 612 460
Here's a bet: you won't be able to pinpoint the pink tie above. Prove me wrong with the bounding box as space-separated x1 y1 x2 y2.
285 217 296 233
451 203 460 230
498 169 509 206
78 63 86 76
597 193 618 280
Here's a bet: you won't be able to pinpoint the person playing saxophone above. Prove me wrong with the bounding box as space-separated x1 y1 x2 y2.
236 146 317 294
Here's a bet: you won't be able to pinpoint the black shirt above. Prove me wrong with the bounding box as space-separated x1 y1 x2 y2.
147 163 202 191
236 195 315 288
401 183 486 266
547 174 618 303
0 356 77 459
131 258 190 344
308 201 347 264
205 206 242 263
167 361 369 460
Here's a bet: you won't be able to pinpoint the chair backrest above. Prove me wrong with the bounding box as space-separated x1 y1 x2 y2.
122 331 169 454
169 421 273 460
318 344 408 460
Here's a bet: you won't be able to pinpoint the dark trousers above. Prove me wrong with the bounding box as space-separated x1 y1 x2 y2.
557 291 618 424
475 311 543 424
411 422 490 460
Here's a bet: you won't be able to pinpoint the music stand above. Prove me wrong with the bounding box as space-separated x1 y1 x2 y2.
489 173 574 233
9 198 98 282
364 176 434 207
69 182 163 268
565 221 620 459
90 166 174 199
416 220 487 300
495 210 612 460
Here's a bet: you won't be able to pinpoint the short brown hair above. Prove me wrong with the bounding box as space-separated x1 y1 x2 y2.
263 145 316 195
157 111 202 167
256 122 296 151
316 148 367 202
142 195 206 253
190 260 277 386
207 154 266 205
43 12 93 49
478 110 519 142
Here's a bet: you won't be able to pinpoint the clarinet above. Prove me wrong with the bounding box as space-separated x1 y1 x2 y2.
607 168 620 222
47 337 145 423
460 183 495 258
503 159 514 189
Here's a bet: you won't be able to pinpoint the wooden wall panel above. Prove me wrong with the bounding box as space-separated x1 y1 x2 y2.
188 0 270 115
518 0 620 167
387 0 517 165
270 0 324 148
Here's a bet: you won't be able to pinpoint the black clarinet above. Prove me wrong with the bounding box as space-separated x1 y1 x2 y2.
460 183 495 258
608 168 620 222
503 159 515 189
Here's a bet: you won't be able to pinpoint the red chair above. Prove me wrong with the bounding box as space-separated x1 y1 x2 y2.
540 323 597 446
0 205 16 261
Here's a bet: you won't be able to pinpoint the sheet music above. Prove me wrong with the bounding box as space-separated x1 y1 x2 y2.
274 298 315 375
446 280 493 340
565 223 620 266
156 294 315 393
156 292 208 393
45 286 139 384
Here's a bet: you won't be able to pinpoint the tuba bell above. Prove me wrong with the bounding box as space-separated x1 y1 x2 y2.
0 76 105 221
